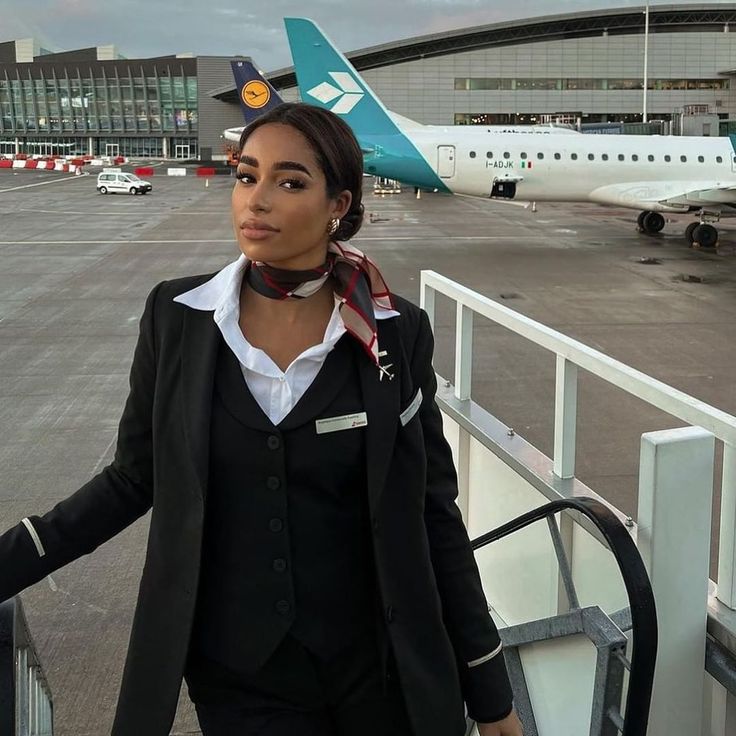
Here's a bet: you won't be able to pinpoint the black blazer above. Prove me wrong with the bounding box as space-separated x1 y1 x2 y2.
0 274 512 735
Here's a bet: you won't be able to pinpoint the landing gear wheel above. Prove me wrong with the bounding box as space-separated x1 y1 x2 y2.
99 186 108 194
685 222 699 246
692 224 718 249
642 211 665 234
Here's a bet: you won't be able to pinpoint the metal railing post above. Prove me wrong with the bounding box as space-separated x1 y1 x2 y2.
637 426 715 736
553 356 577 480
455 303 473 401
419 275 436 330
717 442 736 608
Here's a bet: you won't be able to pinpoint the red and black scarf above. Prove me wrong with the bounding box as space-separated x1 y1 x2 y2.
245 241 394 366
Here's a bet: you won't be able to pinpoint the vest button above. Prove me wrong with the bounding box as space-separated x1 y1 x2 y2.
267 435 281 450
272 558 287 573
266 476 281 491
269 518 283 533
275 599 291 615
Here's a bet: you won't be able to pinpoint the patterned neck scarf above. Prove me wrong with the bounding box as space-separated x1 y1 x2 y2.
245 241 394 366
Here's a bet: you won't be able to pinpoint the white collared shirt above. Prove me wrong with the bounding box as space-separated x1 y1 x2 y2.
174 254 400 425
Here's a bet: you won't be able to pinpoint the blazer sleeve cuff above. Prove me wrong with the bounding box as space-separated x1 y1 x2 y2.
461 647 514 724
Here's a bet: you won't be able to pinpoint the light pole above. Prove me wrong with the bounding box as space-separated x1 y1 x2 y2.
643 2 650 123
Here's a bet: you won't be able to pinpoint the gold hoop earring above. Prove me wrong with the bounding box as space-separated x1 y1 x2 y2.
327 217 340 236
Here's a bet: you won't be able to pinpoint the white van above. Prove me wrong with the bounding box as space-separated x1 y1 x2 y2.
97 171 153 195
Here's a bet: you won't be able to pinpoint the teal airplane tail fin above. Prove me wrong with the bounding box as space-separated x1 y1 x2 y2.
284 17 449 192
284 18 397 139
230 59 283 124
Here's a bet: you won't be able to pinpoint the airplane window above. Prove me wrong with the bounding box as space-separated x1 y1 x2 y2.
554 153 561 160
632 154 639 162
680 155 687 162
520 152 528 159
602 154 609 161
470 151 476 158
618 154 625 161
537 152 544 160
717 155 723 163
588 153 595 161
664 155 671 162
698 155 705 163
648 155 655 162
504 152 511 159
486 151 493 159
571 153 578 160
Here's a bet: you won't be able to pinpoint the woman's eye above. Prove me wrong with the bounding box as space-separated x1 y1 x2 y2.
281 178 305 190
235 171 254 183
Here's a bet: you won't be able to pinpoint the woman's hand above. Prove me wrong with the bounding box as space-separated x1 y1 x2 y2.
477 709 524 736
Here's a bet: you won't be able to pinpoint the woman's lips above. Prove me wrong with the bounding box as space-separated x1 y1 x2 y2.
241 226 278 240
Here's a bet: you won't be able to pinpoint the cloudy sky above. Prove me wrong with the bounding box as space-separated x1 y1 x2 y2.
0 0 733 71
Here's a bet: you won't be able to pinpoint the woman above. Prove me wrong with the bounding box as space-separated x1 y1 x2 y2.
0 103 522 736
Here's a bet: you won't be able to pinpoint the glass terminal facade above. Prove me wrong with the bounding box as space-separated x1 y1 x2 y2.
0 52 202 158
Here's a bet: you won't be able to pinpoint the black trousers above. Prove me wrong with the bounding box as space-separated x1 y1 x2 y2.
186 633 413 736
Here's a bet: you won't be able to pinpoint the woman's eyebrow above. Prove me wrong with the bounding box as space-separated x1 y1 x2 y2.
274 160 312 177
238 154 312 178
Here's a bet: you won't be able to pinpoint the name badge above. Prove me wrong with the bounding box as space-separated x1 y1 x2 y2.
315 412 368 435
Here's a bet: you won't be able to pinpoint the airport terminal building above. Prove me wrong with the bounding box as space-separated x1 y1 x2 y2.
1 4 735 160
263 4 736 131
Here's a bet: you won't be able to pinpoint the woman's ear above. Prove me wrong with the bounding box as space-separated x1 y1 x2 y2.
332 189 352 219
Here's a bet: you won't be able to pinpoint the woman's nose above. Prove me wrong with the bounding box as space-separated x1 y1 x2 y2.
248 182 271 213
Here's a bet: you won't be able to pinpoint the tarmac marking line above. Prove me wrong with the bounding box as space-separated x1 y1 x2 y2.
0 175 83 193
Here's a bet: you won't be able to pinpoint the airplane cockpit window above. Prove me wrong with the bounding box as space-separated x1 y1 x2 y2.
680 156 687 163
664 155 672 162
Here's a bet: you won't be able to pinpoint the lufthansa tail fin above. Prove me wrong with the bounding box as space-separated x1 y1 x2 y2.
230 59 283 124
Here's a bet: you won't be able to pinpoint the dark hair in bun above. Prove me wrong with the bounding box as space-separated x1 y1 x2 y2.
239 103 364 240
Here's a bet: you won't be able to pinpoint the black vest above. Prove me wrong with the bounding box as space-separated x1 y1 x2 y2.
189 335 378 675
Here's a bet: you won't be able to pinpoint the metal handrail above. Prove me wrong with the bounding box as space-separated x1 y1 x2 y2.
471 497 658 736
0 597 54 736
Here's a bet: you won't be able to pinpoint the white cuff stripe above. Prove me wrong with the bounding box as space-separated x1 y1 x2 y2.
21 518 46 558
468 642 503 668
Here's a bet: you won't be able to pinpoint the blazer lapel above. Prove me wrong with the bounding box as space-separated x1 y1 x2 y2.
358 319 403 511
181 308 220 499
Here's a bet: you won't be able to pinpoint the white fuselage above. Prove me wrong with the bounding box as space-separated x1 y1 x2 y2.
410 129 736 211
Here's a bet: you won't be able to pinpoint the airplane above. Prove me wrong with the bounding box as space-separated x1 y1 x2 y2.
222 60 580 144
223 60 284 143
284 17 736 248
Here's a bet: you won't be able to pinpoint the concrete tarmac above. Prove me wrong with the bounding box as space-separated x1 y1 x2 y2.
1 168 735 735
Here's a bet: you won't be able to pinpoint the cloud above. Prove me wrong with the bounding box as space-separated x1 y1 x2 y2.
1 0 735 70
